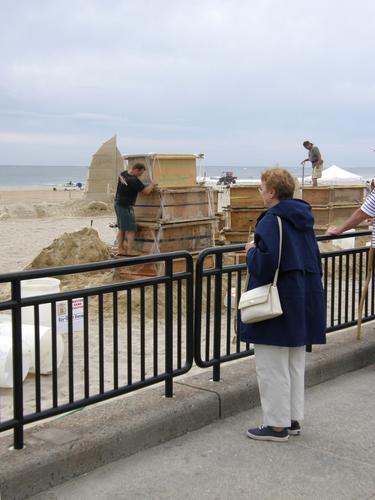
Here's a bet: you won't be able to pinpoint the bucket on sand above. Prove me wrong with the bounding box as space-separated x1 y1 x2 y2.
21 278 61 328
0 332 31 388
0 322 64 377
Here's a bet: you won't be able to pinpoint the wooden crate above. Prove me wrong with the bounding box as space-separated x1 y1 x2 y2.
125 154 197 188
213 186 231 213
312 204 363 227
224 208 265 232
303 186 365 206
226 252 247 265
221 230 250 245
115 252 215 279
134 220 216 254
229 185 262 208
213 189 219 213
134 187 214 222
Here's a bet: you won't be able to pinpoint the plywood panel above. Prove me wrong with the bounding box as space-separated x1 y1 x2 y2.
302 187 331 206
221 230 250 244
134 187 214 222
229 185 262 208
330 186 364 204
303 186 365 206
134 220 216 254
125 154 197 188
224 208 265 232
312 204 364 226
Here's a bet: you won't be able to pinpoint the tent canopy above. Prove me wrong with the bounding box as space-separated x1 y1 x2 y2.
304 165 365 185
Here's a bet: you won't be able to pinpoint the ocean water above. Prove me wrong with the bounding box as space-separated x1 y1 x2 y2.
0 165 88 187
0 164 374 187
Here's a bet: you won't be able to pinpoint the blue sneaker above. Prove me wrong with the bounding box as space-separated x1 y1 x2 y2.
246 425 289 442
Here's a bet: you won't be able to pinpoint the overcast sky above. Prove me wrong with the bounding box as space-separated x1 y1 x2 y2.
0 0 374 168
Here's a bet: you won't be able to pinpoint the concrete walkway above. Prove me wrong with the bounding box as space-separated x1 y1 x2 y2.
29 365 375 500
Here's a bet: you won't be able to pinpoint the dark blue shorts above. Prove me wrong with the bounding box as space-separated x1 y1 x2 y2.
114 203 137 231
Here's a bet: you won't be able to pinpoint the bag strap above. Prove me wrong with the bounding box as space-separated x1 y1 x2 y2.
272 216 283 286
243 215 283 289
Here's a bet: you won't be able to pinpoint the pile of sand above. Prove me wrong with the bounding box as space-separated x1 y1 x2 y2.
28 228 111 269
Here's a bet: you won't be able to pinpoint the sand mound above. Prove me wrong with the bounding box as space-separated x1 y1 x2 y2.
67 200 113 217
0 201 58 218
0 208 10 220
0 199 114 219
87 201 109 211
28 228 111 269
6 203 36 218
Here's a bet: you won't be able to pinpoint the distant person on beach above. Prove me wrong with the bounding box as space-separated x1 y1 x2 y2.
301 141 323 188
241 168 326 442
326 188 375 240
115 163 156 256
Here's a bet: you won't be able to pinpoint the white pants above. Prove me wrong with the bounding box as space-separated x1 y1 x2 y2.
254 344 305 428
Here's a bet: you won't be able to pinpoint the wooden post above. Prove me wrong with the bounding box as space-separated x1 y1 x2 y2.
357 247 374 340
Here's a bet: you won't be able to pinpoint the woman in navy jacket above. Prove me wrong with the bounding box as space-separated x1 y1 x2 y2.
241 168 326 442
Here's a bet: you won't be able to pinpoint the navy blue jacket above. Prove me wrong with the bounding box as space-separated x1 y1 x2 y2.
240 199 326 347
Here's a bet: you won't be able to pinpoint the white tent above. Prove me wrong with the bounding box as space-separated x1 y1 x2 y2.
303 165 365 186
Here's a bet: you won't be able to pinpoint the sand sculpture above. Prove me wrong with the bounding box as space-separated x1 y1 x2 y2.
85 135 124 202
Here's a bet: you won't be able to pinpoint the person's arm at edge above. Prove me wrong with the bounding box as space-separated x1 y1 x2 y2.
326 208 369 235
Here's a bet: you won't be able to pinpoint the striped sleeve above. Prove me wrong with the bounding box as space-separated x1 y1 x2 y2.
361 191 375 217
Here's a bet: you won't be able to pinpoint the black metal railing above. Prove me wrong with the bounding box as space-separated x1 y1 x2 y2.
0 252 194 449
0 231 373 449
318 231 375 330
194 245 248 382
194 231 374 381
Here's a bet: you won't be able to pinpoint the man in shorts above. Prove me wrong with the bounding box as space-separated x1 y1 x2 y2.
114 163 155 256
301 141 323 188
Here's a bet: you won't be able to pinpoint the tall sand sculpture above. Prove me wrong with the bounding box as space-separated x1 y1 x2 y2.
85 135 124 201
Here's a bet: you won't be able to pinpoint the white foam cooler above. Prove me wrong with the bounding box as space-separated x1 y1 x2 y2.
21 277 61 327
0 322 64 378
0 330 31 388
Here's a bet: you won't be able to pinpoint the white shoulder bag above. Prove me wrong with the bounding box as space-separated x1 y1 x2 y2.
238 216 283 324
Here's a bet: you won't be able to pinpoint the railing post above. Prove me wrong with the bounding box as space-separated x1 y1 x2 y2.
165 258 173 397
12 279 24 449
185 255 194 367
213 253 223 381
194 251 204 367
